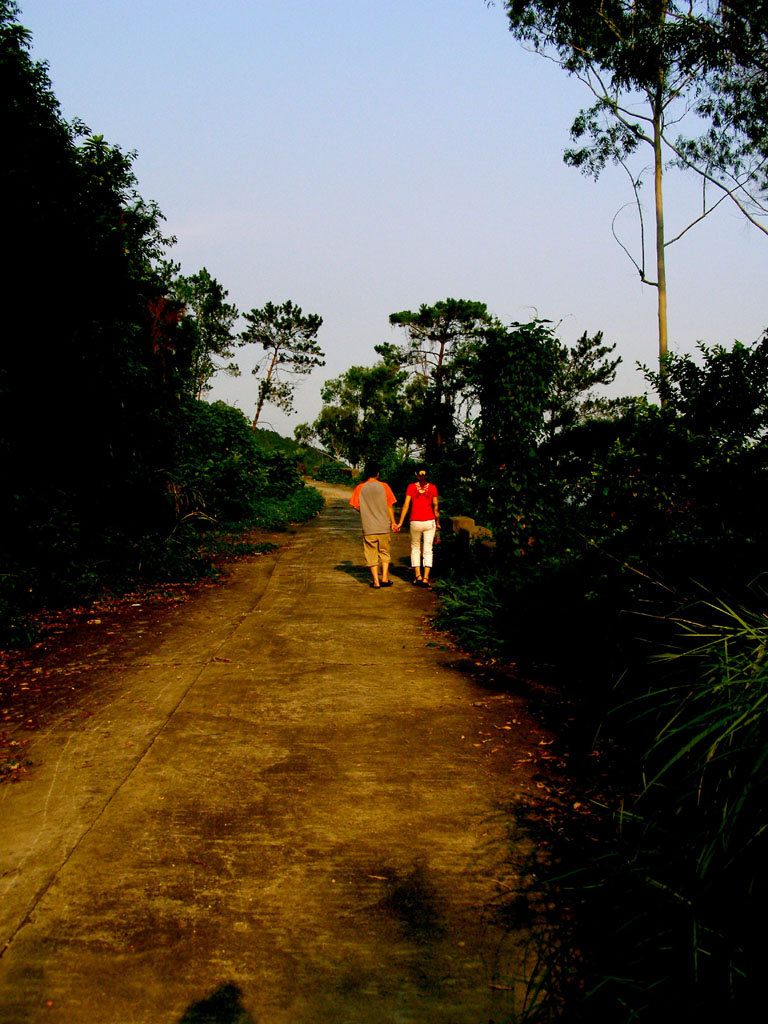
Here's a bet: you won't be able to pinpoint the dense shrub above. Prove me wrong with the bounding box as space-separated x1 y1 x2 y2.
304 457 354 484
172 399 316 518
1 0 187 627
172 399 273 521
439 338 768 685
249 486 324 530
0 392 321 646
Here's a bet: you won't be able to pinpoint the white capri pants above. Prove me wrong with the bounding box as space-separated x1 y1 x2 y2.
410 519 437 568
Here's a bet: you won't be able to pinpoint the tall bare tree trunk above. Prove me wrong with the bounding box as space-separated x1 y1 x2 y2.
654 110 668 373
653 20 669 377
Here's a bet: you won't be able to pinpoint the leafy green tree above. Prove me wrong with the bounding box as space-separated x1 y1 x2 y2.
469 319 561 549
500 1 767 370
684 1 768 210
173 399 273 521
172 268 240 399
0 0 193 610
559 334 768 591
435 330 768 1021
544 330 621 439
313 403 358 464
389 298 492 460
293 422 317 447
313 352 411 468
644 335 768 444
241 300 324 429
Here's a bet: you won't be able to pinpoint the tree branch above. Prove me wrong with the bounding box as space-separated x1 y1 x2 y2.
662 133 768 236
664 190 730 246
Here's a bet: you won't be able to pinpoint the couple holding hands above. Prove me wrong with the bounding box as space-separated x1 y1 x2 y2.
349 462 440 590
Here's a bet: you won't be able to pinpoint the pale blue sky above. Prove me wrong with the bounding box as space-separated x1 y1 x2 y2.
22 0 768 434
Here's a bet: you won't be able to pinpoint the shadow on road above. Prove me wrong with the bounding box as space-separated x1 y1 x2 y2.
178 984 256 1024
333 558 416 585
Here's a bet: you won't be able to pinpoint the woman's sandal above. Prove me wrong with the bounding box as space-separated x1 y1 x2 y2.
411 576 423 586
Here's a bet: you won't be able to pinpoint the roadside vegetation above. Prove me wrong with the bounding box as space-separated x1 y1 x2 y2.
0 1 326 648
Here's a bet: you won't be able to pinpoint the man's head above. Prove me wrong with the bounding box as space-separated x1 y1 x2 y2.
363 461 380 480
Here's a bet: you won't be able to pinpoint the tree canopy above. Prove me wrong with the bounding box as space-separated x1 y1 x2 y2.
313 351 412 468
1 0 181 549
172 268 240 399
0 1 319 626
501 0 768 369
241 300 325 430
388 298 493 462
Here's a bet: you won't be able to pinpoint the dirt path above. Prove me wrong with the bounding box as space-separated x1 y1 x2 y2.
0 484 545 1024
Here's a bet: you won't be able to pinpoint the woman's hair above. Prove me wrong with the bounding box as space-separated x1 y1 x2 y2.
415 465 428 477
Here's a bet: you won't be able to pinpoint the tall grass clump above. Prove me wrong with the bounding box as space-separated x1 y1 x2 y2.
631 598 768 1002
433 565 507 657
518 594 768 1022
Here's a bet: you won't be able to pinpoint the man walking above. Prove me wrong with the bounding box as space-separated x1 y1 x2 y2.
349 461 399 589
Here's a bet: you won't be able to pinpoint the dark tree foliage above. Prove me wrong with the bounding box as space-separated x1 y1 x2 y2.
508 344 768 1022
172 268 241 400
0 1 317 637
468 319 562 550
388 299 492 463
172 400 302 522
688 1 768 197
437 324 768 678
645 337 768 441
0 2 187 608
544 330 620 438
544 337 768 599
436 325 768 1019
313 350 412 470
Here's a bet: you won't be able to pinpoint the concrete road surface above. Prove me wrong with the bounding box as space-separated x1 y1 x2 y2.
0 484 541 1024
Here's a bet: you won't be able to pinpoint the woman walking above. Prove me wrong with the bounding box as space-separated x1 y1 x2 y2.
397 467 440 586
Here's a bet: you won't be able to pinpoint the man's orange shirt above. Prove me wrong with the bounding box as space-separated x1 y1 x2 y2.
349 479 397 535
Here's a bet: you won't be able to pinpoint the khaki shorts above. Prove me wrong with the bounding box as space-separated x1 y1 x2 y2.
363 533 391 567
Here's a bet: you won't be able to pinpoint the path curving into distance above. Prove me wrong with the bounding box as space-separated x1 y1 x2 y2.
0 483 543 1024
